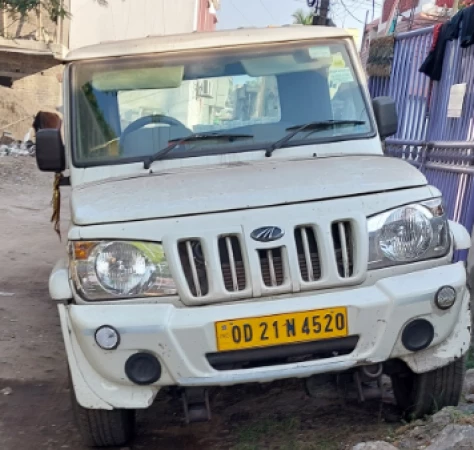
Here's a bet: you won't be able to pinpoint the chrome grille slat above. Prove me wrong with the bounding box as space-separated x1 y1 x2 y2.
186 241 202 297
259 248 285 287
338 222 350 278
177 218 360 301
298 253 321 280
300 227 314 282
332 221 354 278
295 226 321 282
219 235 247 293
267 249 277 286
178 239 209 298
225 236 239 291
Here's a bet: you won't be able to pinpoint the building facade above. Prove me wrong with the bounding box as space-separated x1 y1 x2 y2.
0 0 220 139
361 0 456 69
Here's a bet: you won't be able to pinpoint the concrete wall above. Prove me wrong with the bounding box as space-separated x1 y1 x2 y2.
0 6 58 41
0 52 62 138
0 0 219 139
68 0 198 51
0 53 61 108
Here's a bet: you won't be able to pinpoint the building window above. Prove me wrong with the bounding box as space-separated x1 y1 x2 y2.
200 79 212 97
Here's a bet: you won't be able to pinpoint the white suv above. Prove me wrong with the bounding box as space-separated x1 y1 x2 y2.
35 26 471 447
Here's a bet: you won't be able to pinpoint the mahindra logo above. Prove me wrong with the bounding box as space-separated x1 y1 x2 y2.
251 226 285 242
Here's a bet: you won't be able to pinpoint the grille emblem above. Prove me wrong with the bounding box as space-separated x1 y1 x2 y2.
251 226 285 242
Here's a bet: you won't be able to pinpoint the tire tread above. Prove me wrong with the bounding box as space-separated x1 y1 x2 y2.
69 375 135 447
392 357 465 419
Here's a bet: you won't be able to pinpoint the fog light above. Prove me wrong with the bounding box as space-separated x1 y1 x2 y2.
95 325 120 350
401 319 434 352
125 353 161 385
435 286 457 310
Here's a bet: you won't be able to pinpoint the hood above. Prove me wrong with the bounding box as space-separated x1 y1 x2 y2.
72 156 427 226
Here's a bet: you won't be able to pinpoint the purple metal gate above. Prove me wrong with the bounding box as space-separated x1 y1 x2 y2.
368 27 474 260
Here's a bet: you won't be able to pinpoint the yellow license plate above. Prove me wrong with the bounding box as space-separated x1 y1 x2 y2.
215 307 348 352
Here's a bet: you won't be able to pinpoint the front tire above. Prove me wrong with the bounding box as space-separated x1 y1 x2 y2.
391 357 465 419
69 377 136 447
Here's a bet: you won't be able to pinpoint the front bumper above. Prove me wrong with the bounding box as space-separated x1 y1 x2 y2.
61 263 470 410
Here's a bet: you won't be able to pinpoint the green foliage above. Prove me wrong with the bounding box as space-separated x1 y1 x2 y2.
292 8 313 25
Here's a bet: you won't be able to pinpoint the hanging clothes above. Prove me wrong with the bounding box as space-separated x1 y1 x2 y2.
458 5 474 47
419 6 474 81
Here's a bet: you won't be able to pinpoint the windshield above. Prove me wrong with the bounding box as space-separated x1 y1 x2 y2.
71 41 374 167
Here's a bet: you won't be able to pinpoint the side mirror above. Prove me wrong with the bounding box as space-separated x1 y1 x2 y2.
372 96 398 139
35 129 66 172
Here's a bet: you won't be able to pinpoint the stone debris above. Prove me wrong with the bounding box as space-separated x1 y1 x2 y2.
0 129 35 157
353 407 474 450
0 141 35 157
353 442 398 450
1 387 13 396
425 424 474 450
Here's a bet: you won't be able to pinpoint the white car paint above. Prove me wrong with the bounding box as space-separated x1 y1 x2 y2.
59 262 469 409
72 155 426 225
63 26 352 62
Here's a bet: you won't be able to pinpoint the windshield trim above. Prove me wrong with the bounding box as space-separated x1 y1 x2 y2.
69 39 377 169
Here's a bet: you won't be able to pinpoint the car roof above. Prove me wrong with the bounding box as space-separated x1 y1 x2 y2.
63 26 351 62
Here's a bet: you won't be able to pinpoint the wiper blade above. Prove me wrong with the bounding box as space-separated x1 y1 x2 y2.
144 132 253 169
265 120 366 157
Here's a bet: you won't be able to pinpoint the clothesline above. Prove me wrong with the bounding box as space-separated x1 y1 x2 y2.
419 5 474 81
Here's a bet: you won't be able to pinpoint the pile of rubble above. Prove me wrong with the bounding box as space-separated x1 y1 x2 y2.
354 369 474 449
0 141 35 157
0 85 40 157
354 406 474 449
0 132 35 157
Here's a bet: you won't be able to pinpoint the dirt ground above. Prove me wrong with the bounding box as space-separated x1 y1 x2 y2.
0 156 410 450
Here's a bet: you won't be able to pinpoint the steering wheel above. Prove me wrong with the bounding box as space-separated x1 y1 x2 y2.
120 114 190 145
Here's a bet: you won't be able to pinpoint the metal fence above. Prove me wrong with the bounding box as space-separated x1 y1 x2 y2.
368 27 474 260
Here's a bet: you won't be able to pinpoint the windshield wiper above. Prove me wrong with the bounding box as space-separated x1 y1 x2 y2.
144 132 254 169
265 120 366 157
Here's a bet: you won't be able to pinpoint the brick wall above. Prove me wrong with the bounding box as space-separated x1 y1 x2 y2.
0 52 62 108
0 52 62 138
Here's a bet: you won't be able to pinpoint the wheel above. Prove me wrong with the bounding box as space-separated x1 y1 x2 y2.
69 376 136 447
390 356 465 419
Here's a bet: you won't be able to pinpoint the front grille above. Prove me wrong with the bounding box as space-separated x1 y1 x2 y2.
258 248 285 287
332 221 354 278
175 217 363 302
178 240 209 297
295 226 322 282
206 336 359 371
219 235 247 292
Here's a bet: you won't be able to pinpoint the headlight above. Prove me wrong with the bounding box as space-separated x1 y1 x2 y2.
70 241 177 300
368 199 450 269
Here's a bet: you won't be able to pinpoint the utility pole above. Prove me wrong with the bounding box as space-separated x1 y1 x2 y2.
315 0 331 25
361 9 369 52
308 0 332 26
